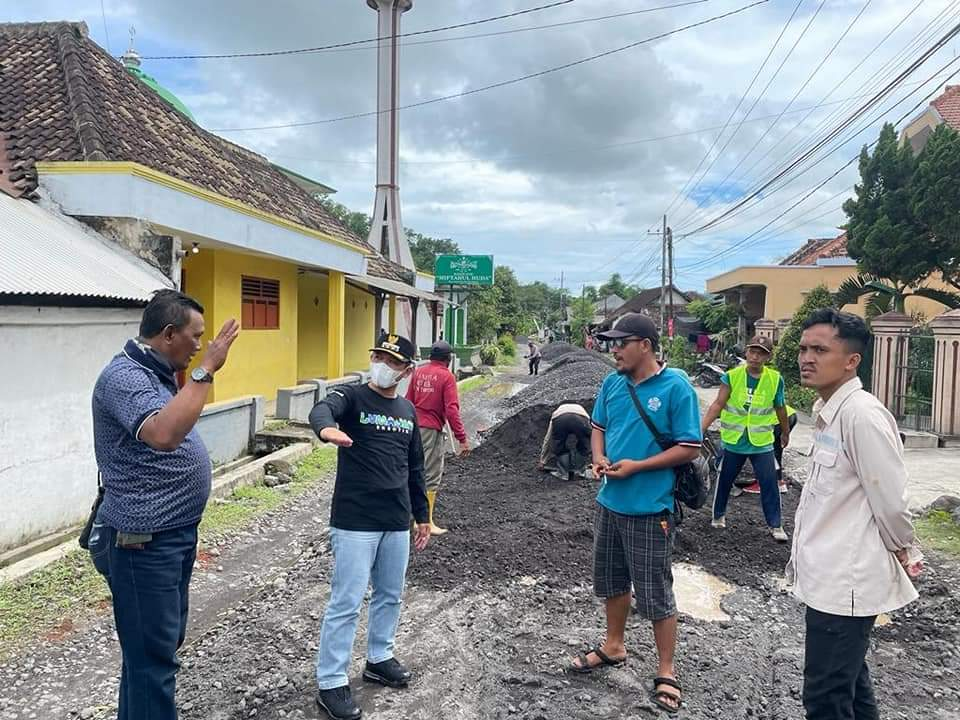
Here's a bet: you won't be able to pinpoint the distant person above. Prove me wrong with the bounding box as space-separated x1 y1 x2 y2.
537 402 592 480
406 340 470 536
569 313 701 714
789 309 922 719
308 333 430 720
87 289 239 720
525 341 542 376
700 335 791 542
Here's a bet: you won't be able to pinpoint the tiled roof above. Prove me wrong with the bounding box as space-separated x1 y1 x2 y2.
932 85 960 129
0 21 368 251
365 254 413 283
780 232 848 265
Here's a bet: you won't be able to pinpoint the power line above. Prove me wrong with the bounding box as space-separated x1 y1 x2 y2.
141 1 575 60
677 21 960 240
211 0 769 132
677 56 960 272
658 0 804 226
100 0 111 54
670 0 830 231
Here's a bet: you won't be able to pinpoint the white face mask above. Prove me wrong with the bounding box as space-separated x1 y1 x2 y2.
370 361 405 389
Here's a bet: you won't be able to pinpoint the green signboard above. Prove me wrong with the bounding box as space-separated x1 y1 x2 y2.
434 255 495 286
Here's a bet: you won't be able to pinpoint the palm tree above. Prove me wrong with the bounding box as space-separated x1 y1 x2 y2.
834 273 960 318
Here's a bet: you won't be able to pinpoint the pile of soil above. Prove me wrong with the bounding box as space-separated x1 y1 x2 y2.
538 342 578 361
506 357 612 414
543 350 616 373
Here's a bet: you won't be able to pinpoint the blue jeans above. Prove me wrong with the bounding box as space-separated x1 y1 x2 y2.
712 450 782 528
88 518 197 720
316 528 411 690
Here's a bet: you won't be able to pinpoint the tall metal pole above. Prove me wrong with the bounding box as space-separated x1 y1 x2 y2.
667 226 675 330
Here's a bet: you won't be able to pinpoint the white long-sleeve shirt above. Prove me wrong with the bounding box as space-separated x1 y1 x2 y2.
786 377 921 616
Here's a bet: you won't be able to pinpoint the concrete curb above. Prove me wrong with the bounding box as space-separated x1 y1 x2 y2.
0 443 319 586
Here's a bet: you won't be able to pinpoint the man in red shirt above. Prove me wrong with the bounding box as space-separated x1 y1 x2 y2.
406 341 470 535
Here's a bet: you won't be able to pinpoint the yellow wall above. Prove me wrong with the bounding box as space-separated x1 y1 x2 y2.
298 273 329 380
706 265 950 322
183 249 298 403
344 284 375 372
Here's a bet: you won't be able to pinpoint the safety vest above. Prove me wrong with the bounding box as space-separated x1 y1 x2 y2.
720 365 780 447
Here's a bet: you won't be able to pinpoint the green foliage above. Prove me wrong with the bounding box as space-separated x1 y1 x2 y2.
688 298 738 334
844 123 934 291
598 273 640 301
407 232 461 275
773 284 836 389
786 385 818 414
581 285 599 303
317 197 371 240
568 296 595 348
497 335 517 358
915 510 960 557
912 124 960 294
478 343 501 366
663 336 698 374
467 266 525 344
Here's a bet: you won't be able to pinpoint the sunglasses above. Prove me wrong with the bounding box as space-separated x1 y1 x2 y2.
609 337 647 349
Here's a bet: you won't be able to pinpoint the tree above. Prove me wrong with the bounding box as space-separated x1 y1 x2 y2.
772 285 836 389
317 197 371 240
843 123 935 301
407 231 460 275
581 285 599 303
466 265 524 344
568 296 594 348
834 273 960 317
912 123 960 294
598 273 639 301
688 298 738 334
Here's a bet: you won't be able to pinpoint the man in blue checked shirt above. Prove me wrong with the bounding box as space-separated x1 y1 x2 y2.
568 313 702 715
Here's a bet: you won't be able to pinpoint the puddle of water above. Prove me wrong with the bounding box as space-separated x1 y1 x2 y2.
673 562 735 622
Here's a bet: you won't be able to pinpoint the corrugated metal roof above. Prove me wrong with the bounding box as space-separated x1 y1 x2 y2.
0 194 172 301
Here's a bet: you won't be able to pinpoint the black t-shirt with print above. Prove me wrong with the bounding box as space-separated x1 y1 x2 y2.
309 384 428 531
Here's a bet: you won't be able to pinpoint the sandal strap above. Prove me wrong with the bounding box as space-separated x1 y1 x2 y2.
594 648 616 666
653 676 682 691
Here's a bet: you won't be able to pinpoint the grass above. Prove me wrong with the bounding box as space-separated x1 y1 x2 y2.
458 375 491 394
0 445 337 660
915 510 960 557
263 419 291 432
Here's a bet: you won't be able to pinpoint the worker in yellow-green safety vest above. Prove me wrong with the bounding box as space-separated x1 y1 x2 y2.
701 336 793 543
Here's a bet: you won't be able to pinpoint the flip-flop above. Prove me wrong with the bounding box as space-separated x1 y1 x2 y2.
567 646 626 674
650 676 682 714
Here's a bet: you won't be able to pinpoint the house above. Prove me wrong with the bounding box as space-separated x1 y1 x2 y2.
0 191 171 553
0 21 445 410
901 84 960 153
598 285 703 341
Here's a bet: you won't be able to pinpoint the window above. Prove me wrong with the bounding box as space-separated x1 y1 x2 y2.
241 276 280 329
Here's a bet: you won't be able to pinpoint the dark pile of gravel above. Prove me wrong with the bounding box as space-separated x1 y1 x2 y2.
543 349 616 373
538 341 578 361
506 355 612 413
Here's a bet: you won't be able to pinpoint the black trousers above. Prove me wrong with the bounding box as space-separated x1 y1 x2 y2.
529 357 541 375
551 413 591 476
803 607 879 720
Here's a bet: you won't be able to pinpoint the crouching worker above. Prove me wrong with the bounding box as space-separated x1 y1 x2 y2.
308 333 431 720
538 402 593 480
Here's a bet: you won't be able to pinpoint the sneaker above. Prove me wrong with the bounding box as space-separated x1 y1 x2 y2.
742 482 761 494
779 481 788 494
363 658 412 688
730 486 744 498
711 516 726 529
771 526 789 543
316 686 362 720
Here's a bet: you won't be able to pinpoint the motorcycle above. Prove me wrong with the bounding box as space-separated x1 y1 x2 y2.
694 362 727 388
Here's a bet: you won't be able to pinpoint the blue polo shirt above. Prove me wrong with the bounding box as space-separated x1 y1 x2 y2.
591 366 702 516
92 351 212 533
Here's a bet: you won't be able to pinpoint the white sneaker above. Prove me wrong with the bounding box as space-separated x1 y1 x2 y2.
711 516 726 529
771 526 789 542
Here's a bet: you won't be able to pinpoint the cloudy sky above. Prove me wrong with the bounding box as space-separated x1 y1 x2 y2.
11 0 960 292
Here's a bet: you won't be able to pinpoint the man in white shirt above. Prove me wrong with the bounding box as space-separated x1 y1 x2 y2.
788 308 923 720
537 403 592 480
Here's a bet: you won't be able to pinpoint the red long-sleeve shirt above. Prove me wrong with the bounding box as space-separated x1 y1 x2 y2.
405 359 467 443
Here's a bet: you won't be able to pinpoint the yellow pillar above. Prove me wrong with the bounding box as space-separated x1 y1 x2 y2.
388 295 397 333
327 270 345 378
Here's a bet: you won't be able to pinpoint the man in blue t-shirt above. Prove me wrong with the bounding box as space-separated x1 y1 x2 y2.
568 313 701 714
701 336 792 542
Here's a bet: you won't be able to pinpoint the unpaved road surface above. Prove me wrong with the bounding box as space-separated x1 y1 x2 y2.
2 350 958 720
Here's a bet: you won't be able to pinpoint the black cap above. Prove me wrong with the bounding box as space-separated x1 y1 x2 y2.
370 333 417 364
596 312 660 344
430 340 453 359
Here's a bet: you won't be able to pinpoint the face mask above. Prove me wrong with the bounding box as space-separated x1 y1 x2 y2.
370 361 404 389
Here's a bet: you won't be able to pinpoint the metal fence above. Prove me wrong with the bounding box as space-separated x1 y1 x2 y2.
893 328 935 432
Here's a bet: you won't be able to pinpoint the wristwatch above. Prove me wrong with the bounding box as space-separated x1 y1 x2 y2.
191 367 214 384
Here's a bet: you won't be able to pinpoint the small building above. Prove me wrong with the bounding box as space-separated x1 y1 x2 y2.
0 191 170 552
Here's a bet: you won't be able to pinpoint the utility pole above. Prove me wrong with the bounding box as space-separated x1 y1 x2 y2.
667 226 675 333
660 214 667 334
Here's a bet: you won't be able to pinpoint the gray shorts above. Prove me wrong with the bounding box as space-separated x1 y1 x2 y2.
420 427 446 492
593 504 677 621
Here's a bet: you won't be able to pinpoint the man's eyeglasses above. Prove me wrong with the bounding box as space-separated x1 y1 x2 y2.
609 337 646 349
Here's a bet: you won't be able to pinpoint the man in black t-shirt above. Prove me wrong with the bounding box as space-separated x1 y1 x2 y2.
309 333 430 720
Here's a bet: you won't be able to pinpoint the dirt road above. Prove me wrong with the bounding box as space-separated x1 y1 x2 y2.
1 353 958 720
